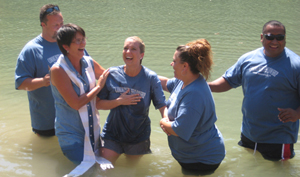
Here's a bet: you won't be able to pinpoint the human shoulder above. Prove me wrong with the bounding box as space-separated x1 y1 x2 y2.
108 65 123 73
82 56 94 67
142 66 158 77
50 64 70 87
284 47 300 60
181 78 212 106
167 78 182 93
17 36 44 61
168 77 181 85
83 55 93 61
283 48 300 71
22 36 43 51
186 77 206 93
239 47 263 60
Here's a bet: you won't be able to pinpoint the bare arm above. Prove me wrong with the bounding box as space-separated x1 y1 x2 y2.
96 89 142 110
160 118 178 136
208 77 232 92
51 66 109 110
17 74 50 91
158 75 169 92
159 106 168 118
93 59 105 79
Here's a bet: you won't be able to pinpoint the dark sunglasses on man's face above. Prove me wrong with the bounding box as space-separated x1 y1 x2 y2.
263 34 285 41
46 6 60 13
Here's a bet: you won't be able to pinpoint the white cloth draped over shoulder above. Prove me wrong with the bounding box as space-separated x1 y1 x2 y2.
55 55 113 177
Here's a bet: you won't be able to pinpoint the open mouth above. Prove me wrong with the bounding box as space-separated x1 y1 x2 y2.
269 45 278 49
126 57 133 60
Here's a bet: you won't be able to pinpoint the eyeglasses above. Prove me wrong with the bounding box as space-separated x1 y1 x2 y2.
72 38 87 45
46 6 60 13
263 34 285 41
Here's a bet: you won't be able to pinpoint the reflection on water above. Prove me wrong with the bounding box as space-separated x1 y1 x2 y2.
1 0 300 176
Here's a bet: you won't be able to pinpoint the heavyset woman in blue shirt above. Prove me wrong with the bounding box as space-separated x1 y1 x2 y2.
159 39 225 173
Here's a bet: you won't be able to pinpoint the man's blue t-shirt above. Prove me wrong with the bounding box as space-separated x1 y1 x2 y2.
15 35 61 130
223 47 300 144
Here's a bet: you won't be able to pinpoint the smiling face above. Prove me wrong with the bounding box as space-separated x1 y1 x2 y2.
122 38 144 67
63 32 86 60
171 50 184 79
261 24 286 58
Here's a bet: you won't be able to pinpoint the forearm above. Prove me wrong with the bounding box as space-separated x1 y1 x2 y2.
17 77 49 91
159 106 168 118
71 85 101 110
97 87 142 110
160 118 178 136
158 75 169 92
93 60 105 78
208 77 232 92
96 98 121 110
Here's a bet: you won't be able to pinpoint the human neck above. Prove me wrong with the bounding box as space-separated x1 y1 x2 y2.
124 65 142 77
40 33 56 43
182 74 199 89
68 55 82 75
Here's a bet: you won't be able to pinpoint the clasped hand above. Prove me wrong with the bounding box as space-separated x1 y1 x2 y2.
278 108 300 123
160 117 171 136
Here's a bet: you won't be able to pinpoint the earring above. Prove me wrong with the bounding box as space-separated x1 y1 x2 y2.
67 51 69 53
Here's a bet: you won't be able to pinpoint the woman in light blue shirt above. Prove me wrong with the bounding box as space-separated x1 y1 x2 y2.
159 39 225 174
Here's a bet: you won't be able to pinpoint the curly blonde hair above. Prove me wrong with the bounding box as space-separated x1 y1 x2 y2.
176 39 213 80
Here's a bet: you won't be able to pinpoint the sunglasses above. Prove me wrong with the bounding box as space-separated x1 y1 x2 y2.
46 6 60 13
263 34 285 41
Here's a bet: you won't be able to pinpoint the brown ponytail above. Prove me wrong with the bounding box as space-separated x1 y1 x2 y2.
177 39 213 80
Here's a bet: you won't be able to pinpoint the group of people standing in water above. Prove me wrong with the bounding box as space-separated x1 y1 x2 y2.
15 3 300 176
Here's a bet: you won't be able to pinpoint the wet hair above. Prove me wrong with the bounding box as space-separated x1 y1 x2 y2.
125 36 145 64
56 23 85 56
39 4 61 26
126 36 145 54
176 39 213 80
262 20 286 34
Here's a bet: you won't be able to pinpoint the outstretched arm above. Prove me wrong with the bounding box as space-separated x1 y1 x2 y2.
93 59 106 79
158 75 169 92
208 77 232 92
51 67 109 110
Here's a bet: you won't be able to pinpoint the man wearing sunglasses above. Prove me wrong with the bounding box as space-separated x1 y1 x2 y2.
209 20 300 161
15 4 64 136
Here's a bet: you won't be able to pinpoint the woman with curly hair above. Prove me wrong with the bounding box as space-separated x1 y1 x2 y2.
159 39 225 173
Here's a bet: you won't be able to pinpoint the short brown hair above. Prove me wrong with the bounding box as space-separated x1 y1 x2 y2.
56 23 85 56
40 4 60 26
